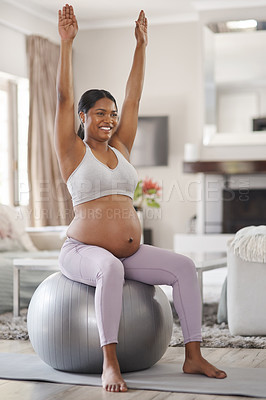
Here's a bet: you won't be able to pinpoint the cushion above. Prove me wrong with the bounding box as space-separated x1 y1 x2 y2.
0 237 24 252
229 225 266 263
0 205 37 252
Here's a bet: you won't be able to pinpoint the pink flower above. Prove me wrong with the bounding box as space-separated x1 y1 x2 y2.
142 177 161 195
134 177 161 208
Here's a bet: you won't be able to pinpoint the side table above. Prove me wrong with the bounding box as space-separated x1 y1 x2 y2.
195 256 227 306
13 258 60 317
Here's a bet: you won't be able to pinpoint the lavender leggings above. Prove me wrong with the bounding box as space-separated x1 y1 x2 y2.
59 237 202 347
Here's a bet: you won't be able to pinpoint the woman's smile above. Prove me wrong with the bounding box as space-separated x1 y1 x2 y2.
99 126 112 132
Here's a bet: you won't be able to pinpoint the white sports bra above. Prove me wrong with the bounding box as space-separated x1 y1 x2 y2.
66 142 139 206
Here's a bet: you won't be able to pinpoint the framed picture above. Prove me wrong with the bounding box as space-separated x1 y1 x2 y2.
130 116 168 167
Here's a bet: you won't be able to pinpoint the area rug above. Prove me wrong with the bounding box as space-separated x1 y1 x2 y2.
170 303 266 349
2 304 266 349
0 352 266 397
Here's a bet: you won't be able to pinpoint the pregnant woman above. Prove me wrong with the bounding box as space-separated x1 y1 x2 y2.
55 4 226 393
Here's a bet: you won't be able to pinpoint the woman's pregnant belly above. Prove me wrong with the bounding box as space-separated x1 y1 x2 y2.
66 195 142 258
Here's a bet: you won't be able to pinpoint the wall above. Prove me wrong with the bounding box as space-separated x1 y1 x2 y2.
73 22 202 249
216 31 266 133
0 24 27 79
199 7 266 160
0 1 59 79
215 30 266 84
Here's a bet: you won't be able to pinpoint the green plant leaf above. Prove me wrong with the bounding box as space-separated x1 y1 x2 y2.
146 199 160 208
147 188 157 194
133 180 143 201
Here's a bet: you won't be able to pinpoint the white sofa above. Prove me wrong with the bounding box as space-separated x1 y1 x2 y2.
227 227 266 335
0 204 66 314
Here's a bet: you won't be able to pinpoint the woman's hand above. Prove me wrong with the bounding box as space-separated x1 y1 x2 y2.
135 10 148 47
58 4 78 42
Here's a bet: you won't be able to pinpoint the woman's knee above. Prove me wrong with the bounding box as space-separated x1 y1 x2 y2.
167 253 197 280
97 257 125 284
183 255 196 269
177 254 198 279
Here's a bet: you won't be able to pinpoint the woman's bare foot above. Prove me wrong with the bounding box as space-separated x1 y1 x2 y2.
101 365 127 392
102 343 128 392
183 342 227 379
183 355 227 378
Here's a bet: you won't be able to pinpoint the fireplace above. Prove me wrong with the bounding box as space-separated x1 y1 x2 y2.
222 188 266 233
183 160 266 234
202 174 266 234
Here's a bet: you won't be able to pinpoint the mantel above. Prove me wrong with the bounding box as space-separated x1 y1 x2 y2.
183 160 266 175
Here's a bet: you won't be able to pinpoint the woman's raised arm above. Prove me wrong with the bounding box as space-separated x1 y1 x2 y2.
110 10 148 155
54 4 79 161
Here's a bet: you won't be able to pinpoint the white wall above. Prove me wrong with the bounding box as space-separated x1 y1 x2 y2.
215 30 266 84
0 24 28 78
215 31 266 133
199 7 266 160
0 1 59 79
73 22 202 249
201 32 266 161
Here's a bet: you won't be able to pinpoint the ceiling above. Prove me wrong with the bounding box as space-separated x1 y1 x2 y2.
3 0 266 29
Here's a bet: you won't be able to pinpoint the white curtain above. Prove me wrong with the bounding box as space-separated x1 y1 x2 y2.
27 35 73 226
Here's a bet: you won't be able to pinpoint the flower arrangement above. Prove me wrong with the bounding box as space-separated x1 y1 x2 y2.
134 177 161 209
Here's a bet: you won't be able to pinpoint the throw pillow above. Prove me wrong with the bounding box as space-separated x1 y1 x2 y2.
0 204 37 252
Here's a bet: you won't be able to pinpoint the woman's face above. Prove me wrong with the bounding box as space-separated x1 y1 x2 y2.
81 97 118 141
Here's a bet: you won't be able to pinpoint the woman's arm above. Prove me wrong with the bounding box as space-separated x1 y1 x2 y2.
54 4 80 162
110 10 148 155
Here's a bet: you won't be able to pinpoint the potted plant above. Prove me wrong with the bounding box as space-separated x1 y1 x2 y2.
133 177 161 210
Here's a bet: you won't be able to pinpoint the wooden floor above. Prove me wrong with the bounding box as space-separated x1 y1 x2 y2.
0 340 266 400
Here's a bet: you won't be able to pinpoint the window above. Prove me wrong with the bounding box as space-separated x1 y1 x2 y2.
17 79 29 205
0 73 29 206
0 80 9 205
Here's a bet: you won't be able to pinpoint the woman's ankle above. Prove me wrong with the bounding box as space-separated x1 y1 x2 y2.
185 341 202 360
102 343 120 370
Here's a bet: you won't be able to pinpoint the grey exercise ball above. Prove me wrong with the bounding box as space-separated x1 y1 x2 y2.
27 272 173 374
